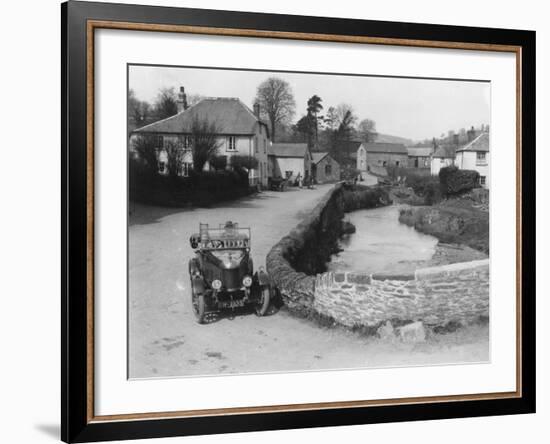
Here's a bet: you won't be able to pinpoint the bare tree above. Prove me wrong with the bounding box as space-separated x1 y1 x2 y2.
128 89 151 131
357 118 377 143
154 87 178 120
132 134 159 175
190 116 221 172
254 77 296 142
187 93 206 107
164 139 185 177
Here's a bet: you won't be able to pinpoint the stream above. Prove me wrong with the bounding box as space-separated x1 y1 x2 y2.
328 205 439 274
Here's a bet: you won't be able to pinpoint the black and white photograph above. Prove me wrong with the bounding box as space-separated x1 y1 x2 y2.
127 65 491 379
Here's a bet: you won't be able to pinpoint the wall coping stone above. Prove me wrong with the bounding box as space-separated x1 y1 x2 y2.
371 272 415 281
414 259 489 280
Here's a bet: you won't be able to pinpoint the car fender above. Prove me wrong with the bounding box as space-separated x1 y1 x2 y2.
191 275 206 294
256 269 271 286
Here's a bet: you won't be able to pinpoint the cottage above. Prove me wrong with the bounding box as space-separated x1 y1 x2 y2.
407 146 433 170
430 145 456 176
130 90 270 187
268 143 312 184
455 132 490 188
311 152 341 183
358 142 409 175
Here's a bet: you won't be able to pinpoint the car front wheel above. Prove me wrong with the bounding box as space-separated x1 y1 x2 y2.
255 285 271 316
190 278 206 324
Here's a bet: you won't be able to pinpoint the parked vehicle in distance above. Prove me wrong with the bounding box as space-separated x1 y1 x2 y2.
188 222 272 323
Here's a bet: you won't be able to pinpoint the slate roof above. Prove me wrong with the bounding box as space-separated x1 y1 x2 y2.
432 145 456 159
133 97 268 136
407 147 433 157
311 152 330 164
363 142 408 154
456 133 489 153
268 143 309 158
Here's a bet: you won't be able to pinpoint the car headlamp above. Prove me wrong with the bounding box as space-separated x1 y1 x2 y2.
242 276 253 287
212 279 222 290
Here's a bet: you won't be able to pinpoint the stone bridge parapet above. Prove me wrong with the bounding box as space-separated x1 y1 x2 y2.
313 259 489 327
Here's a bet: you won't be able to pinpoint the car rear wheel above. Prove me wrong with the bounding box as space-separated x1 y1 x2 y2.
255 285 271 316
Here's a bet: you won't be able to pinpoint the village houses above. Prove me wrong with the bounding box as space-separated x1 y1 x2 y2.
130 87 270 187
455 132 490 188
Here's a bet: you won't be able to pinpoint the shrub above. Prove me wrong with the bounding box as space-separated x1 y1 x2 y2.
209 155 228 171
439 165 479 197
386 166 442 204
230 155 258 170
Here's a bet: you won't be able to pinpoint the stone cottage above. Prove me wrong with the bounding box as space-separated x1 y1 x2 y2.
407 146 433 170
311 152 341 183
358 142 409 175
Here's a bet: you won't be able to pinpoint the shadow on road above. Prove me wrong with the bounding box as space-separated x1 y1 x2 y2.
199 303 281 324
128 191 289 227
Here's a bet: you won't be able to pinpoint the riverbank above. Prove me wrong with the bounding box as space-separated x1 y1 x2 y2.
329 205 487 277
398 195 490 254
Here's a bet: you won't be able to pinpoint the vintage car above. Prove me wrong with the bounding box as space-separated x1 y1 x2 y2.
188 222 271 323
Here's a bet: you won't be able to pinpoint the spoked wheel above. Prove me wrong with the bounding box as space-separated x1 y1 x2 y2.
189 260 206 323
255 285 271 316
190 281 206 324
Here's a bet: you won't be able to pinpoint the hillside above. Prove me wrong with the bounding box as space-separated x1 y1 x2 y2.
375 133 415 146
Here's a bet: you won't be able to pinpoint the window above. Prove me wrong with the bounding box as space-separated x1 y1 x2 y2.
263 139 267 154
227 136 236 151
395 161 400 167
255 137 258 154
156 135 164 148
178 162 192 177
182 135 191 150
476 152 487 165
158 161 166 174
383 161 387 167
480 175 486 186
285 171 292 178
325 164 332 176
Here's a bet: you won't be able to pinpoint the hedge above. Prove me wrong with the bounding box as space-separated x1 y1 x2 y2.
129 159 253 207
439 165 479 197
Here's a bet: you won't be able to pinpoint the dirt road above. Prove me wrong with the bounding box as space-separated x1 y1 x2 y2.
129 184 488 379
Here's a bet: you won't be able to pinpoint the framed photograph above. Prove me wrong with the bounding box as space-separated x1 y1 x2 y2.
62 1 535 442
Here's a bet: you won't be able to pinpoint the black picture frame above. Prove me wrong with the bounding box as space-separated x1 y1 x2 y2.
61 1 536 442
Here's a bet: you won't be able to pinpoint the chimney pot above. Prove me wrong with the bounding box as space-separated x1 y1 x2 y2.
177 86 188 113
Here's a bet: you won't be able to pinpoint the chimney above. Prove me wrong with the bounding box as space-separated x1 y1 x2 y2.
467 125 476 142
253 102 260 118
453 133 459 146
177 86 188 113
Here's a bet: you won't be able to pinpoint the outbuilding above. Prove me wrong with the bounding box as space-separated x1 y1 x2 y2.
268 143 312 184
359 142 409 175
311 152 341 183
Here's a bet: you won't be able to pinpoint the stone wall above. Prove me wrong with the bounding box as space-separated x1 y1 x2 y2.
266 184 389 315
313 259 489 328
266 183 488 329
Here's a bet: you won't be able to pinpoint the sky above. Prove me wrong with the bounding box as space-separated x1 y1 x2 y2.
129 64 490 142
